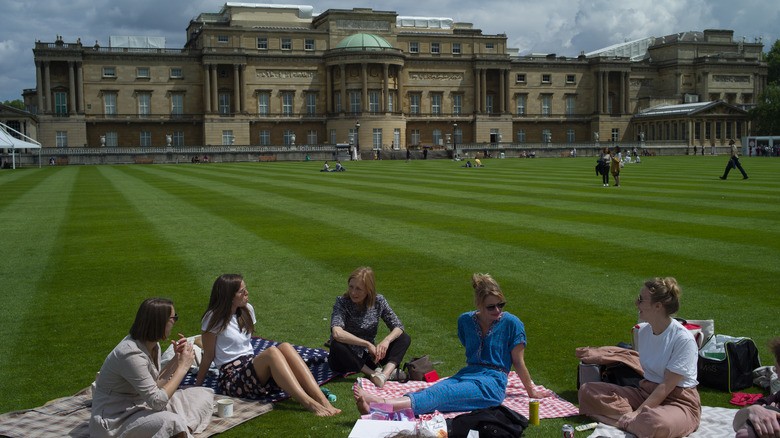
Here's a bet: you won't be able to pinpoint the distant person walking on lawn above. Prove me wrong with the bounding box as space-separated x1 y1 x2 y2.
90 298 214 438
610 146 623 186
579 277 701 438
196 274 340 417
720 139 748 180
328 267 411 388
596 147 611 186
355 273 553 415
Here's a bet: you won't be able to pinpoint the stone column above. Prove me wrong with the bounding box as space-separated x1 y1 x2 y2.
340 64 347 114
44 61 52 113
240 65 246 113
474 68 481 114
499 69 505 114
68 62 76 114
76 62 84 113
602 71 609 114
325 66 332 114
203 64 211 114
361 63 368 113
233 65 240 114
505 69 511 113
397 65 404 115
479 68 487 111
383 63 389 113
595 71 601 114
619 72 625 115
210 65 218 113
36 62 44 113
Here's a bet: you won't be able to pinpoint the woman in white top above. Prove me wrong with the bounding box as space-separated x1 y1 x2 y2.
195 274 340 417
90 298 213 438
578 277 701 438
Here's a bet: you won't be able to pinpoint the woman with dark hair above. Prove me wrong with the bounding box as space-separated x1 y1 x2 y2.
733 336 780 438
579 277 701 438
195 274 339 417
90 298 214 438
596 147 611 186
329 266 411 388
354 273 551 415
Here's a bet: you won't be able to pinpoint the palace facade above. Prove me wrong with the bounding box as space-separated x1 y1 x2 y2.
25 3 767 149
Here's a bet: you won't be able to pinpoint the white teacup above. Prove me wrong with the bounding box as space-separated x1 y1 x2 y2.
217 399 234 418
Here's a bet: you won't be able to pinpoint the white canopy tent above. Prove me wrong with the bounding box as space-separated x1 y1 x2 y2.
0 122 41 169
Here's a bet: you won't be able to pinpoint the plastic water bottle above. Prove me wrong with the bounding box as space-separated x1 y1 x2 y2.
321 387 337 402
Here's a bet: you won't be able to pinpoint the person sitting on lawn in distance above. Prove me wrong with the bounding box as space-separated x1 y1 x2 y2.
733 336 780 438
90 298 214 438
355 273 553 415
196 274 340 417
328 266 411 388
579 277 701 438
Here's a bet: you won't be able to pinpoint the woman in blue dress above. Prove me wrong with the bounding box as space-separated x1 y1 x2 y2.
355 273 552 415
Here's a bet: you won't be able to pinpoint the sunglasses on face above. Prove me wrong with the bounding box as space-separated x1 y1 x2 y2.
485 302 506 312
170 314 179 323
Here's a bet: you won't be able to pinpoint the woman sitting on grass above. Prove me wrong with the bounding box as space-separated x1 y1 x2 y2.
578 277 701 438
354 273 552 415
329 266 411 388
90 298 214 438
733 336 780 438
195 273 340 417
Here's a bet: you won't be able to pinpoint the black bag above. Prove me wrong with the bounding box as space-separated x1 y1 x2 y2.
449 405 529 438
698 335 760 392
403 355 435 381
601 362 643 388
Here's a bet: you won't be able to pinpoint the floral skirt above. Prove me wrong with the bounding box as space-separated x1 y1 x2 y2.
218 354 279 399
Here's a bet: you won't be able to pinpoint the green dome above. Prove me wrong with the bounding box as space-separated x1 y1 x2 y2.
334 33 393 51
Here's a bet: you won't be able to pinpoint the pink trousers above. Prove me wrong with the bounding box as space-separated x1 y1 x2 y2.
578 379 701 438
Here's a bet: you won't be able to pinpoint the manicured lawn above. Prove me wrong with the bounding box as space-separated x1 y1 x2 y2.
1 155 778 437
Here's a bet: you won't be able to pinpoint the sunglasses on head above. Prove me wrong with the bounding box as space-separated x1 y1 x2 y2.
485 302 506 312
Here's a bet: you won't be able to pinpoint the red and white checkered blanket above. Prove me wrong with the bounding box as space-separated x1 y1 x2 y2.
353 371 580 420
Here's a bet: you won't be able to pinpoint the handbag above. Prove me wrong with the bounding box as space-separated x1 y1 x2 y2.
449 405 529 438
403 355 436 381
698 335 761 392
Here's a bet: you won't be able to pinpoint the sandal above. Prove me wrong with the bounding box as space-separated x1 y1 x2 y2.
370 372 387 388
388 368 408 382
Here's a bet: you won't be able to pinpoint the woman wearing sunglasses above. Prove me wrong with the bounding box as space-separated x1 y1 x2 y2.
90 298 214 438
355 273 552 415
578 277 701 438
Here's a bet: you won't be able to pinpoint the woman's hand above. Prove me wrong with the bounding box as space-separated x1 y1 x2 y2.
746 405 780 437
527 388 554 399
177 340 195 371
617 409 640 430
171 333 187 355
374 339 390 362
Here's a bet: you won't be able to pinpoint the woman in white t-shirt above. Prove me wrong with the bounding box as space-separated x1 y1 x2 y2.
578 277 701 438
195 274 340 417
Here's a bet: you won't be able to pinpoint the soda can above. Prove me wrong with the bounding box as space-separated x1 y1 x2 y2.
529 400 539 425
562 424 574 438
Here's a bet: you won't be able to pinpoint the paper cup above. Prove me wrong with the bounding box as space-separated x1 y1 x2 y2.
217 399 234 418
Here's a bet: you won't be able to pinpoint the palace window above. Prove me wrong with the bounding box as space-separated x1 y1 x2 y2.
566 96 575 115
453 94 462 115
222 130 233 145
257 38 267 50
103 67 116 78
567 129 575 143
217 35 228 43
104 93 116 116
282 93 294 115
517 96 526 115
54 92 67 116
305 39 314 51
138 93 150 116
283 130 295 145
542 74 551 84
350 92 361 113
172 131 184 146
373 128 382 149
409 42 419 53
431 42 440 54
170 68 183 78
542 96 551 116
485 42 494 50
140 131 151 147
307 130 317 145
432 129 442 147
171 94 183 116
486 95 493 114
218 93 230 115
516 73 526 83
259 130 270 145
452 43 461 54
105 132 118 147
517 129 526 143
258 93 269 115
281 38 292 50
56 131 68 147
369 92 380 113
306 93 317 116
431 94 441 115
411 129 420 145
410 94 420 115
137 67 150 78
566 74 575 84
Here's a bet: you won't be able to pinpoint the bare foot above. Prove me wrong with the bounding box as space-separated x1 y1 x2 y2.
354 386 382 415
303 399 337 417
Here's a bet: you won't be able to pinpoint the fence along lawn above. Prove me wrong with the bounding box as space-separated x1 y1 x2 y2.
1 156 778 437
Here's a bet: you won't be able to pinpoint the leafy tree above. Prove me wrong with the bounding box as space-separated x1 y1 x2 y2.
2 99 24 110
749 84 780 135
768 39 780 85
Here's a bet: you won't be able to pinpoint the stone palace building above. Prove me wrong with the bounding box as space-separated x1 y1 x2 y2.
24 3 768 150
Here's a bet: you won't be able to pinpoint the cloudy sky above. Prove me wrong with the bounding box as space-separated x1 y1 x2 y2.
1 0 778 103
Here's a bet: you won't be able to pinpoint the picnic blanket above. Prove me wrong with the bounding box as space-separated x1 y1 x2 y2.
586 406 739 438
0 386 272 438
353 371 580 420
180 337 338 402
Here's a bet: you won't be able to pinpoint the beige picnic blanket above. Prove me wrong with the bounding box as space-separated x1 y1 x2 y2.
0 386 272 438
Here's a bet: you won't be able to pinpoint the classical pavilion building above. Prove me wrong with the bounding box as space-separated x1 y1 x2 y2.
25 3 767 150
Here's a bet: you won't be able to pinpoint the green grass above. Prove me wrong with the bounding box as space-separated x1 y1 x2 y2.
1 155 778 437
